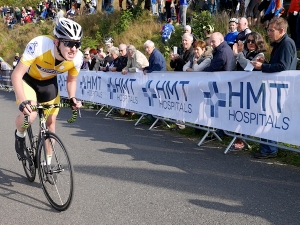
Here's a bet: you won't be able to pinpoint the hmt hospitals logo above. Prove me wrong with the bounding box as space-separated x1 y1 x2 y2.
107 77 138 103
142 80 157 106
142 79 192 113
203 81 226 118
203 80 290 130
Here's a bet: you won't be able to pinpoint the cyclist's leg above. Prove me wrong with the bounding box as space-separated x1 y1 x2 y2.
14 81 38 160
43 93 60 165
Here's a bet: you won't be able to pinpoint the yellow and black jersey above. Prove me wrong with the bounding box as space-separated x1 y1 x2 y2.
21 35 83 81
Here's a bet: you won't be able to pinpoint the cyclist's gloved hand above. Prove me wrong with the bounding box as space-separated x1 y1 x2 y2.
19 100 32 114
69 97 82 110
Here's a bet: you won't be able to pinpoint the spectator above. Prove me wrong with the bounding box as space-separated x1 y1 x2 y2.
15 7 21 23
108 45 128 72
0 58 12 70
203 32 235 72
231 32 266 150
184 25 197 43
76 0 82 15
246 0 260 26
165 0 172 20
56 7 65 18
121 45 149 74
12 53 20 69
183 40 213 72
260 0 284 29
161 18 175 44
105 1 114 17
2 5 7 18
81 50 91 70
104 36 114 54
251 17 297 159
93 51 107 71
224 18 239 48
8 16 16 29
174 0 180 25
89 48 99 70
126 0 135 10
233 32 266 71
287 0 300 45
203 24 214 46
119 0 124 10
179 0 189 27
91 0 97 10
66 5 76 19
143 40 166 74
88 3 97 14
170 33 194 71
99 47 117 72
151 0 157 15
235 17 251 43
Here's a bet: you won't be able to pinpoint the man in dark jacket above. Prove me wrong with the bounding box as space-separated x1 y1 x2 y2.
170 33 194 71
203 32 234 72
252 17 297 159
143 40 166 74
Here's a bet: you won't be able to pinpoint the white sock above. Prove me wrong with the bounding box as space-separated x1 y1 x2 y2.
46 155 52 165
16 130 26 138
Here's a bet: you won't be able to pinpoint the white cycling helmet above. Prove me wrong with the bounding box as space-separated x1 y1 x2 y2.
54 18 83 41
229 18 238 24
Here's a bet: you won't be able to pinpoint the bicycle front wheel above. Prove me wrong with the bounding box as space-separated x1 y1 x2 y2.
37 132 74 211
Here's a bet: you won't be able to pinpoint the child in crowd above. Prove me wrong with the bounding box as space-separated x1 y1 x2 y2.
224 18 239 49
161 18 175 44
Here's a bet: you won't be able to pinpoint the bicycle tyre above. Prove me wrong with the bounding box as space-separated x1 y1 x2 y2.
37 132 74 211
22 126 36 182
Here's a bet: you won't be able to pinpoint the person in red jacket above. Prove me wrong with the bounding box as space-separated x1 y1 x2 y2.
287 0 300 45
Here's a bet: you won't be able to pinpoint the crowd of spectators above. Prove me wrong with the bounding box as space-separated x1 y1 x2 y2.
80 0 298 159
0 0 115 29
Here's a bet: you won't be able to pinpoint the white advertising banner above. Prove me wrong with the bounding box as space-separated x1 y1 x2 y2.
58 70 300 146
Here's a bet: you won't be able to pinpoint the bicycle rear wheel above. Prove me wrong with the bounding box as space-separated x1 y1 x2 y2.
22 126 36 182
37 132 74 211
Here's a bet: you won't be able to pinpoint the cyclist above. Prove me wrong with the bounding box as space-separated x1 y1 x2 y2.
11 18 83 164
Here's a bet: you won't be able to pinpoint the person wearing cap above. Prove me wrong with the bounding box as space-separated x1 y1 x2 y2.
11 18 83 161
224 18 239 48
161 18 175 44
104 36 114 54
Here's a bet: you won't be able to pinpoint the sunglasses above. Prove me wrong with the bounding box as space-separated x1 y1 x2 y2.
61 40 81 49
246 39 255 44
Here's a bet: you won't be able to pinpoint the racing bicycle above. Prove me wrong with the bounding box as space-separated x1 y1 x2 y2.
21 102 78 211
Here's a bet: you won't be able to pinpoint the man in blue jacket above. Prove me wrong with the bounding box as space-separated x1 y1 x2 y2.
203 32 235 72
252 17 297 159
143 40 166 74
